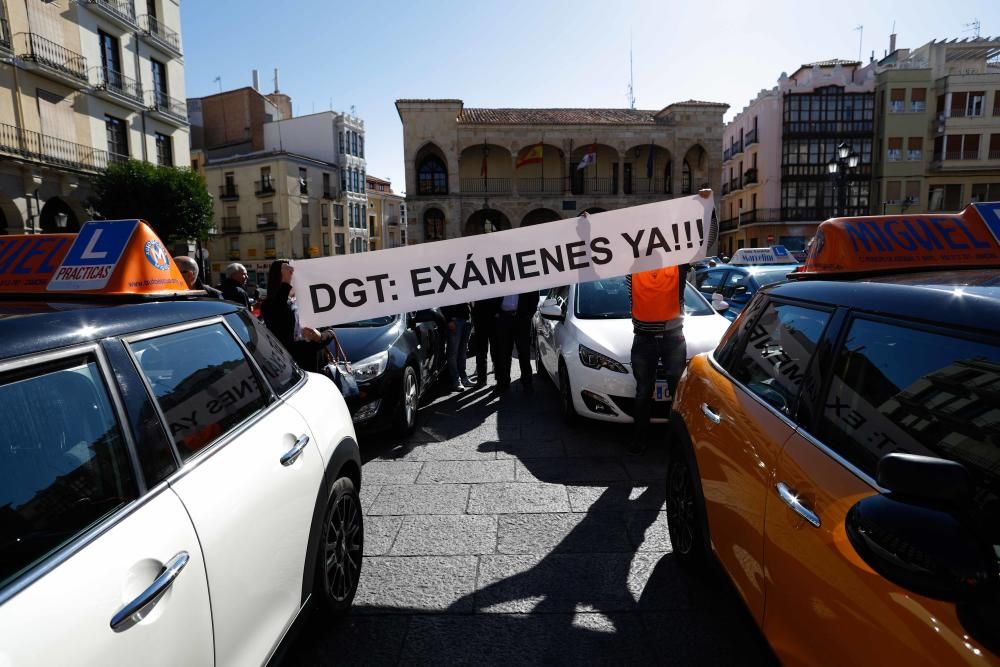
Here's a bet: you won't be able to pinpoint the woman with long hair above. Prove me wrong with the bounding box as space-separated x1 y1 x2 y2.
260 259 333 372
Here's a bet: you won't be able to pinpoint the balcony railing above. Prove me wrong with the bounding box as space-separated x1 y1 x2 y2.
16 33 88 84
744 169 758 185
1 18 11 51
255 180 275 196
989 150 1000 160
732 140 744 156
730 178 741 192
93 66 143 104
784 120 873 135
138 14 181 55
572 177 615 195
940 150 979 160
518 177 565 194
84 0 137 27
149 90 187 123
721 182 730 195
460 177 511 194
256 213 278 229
0 121 111 172
220 216 241 233
322 187 335 199
744 129 758 147
628 177 669 194
219 184 239 200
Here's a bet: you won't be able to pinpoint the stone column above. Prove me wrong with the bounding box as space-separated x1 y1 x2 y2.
510 146 519 196
564 140 573 194
617 151 626 196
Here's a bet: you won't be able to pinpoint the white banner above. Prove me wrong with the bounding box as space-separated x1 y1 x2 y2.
293 194 714 328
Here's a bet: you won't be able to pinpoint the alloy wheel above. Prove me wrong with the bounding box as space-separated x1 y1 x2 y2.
403 368 418 428
666 459 697 555
324 491 362 603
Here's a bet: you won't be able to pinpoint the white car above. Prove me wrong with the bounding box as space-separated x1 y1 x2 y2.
533 277 731 423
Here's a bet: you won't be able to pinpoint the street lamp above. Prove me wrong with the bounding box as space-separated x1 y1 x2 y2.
827 142 861 217
54 212 69 229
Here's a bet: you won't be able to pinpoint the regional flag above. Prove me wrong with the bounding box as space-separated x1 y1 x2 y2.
516 143 544 168
577 144 597 171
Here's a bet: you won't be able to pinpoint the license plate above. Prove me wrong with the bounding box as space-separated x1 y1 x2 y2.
653 381 671 402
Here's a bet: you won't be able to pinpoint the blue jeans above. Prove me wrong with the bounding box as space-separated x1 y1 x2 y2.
447 318 472 386
631 330 686 438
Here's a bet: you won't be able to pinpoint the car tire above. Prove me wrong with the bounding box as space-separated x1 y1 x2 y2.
558 361 577 424
665 437 708 566
314 476 364 615
393 365 419 436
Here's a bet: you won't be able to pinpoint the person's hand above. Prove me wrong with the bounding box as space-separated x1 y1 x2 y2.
302 326 322 343
281 263 294 284
447 320 456 332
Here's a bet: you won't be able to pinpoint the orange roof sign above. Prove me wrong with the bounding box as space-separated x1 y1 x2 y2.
0 219 191 296
797 202 1000 276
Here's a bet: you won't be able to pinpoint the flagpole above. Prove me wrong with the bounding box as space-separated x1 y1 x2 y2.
540 138 544 192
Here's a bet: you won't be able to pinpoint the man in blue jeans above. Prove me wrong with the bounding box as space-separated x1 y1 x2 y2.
442 302 473 392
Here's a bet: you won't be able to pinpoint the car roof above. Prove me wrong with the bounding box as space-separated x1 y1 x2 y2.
763 268 1000 335
0 297 242 362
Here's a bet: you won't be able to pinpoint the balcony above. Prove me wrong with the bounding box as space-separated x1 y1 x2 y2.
518 177 564 194
718 208 807 232
723 146 732 162
91 66 145 109
148 90 187 126
626 177 669 195
721 182 730 195
0 122 111 173
571 177 615 195
220 216 241 233
82 0 137 30
322 187 336 199
990 150 1000 160
301 214 311 228
256 212 278 230
1 18 11 52
460 177 511 194
321 216 330 227
255 180 275 197
731 140 744 157
219 184 239 200
744 129 758 147
138 14 182 56
15 33 89 87
743 168 758 185
730 178 742 193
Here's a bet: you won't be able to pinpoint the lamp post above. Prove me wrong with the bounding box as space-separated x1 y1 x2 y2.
826 141 860 217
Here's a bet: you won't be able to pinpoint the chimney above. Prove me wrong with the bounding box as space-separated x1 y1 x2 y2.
252 69 259 91
889 33 897 53
274 68 279 93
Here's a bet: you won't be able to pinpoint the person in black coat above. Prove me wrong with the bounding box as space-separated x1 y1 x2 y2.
260 259 333 373
175 256 222 299
471 296 501 388
220 263 251 309
441 301 473 391
494 289 539 394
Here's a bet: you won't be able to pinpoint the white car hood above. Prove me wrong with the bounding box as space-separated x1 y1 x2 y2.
574 314 731 364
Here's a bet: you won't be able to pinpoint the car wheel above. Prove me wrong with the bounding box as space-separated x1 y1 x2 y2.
394 365 419 435
315 477 363 614
666 440 707 565
558 361 576 423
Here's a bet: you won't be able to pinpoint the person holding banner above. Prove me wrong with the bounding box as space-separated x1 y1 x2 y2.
261 259 333 373
627 264 689 454
494 289 538 395
442 301 473 392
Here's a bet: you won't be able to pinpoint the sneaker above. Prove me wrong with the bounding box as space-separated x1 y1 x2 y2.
460 377 474 389
450 383 466 393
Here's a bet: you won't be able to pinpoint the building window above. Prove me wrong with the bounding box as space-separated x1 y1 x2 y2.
886 180 901 203
322 172 331 196
929 184 963 211
321 204 329 226
417 157 448 195
334 204 344 226
302 232 311 257
260 166 272 190
154 132 173 166
98 30 122 88
887 137 902 161
681 160 692 194
265 235 275 251
228 236 240 255
910 88 926 112
351 131 358 155
971 183 1000 202
424 208 445 241
359 135 364 158
967 92 985 117
889 88 904 113
301 203 309 228
335 233 345 255
339 131 344 154
990 133 1000 160
904 181 920 204
105 115 128 158
298 167 308 195
150 58 167 105
340 170 347 192
322 232 330 256
907 137 923 161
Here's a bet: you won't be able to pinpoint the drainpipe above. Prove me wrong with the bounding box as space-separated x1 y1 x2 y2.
132 17 148 162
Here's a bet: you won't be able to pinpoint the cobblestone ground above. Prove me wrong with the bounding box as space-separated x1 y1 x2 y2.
283 361 776 666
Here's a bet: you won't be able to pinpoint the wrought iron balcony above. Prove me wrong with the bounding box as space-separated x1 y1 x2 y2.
460 177 511 194
83 0 137 28
731 140 744 157
629 177 669 195
220 216 241 232
0 122 111 173
219 184 239 200
16 33 89 85
730 178 741 192
744 129 758 147
149 90 187 124
722 182 730 195
255 180 275 196
256 212 278 229
0 18 11 52
93 66 144 106
138 14 181 55
571 177 615 195
743 168 758 185
518 177 564 194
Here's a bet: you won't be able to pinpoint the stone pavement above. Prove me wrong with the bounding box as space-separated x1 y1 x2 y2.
282 363 776 666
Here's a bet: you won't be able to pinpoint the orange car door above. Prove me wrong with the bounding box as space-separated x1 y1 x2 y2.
762 316 1000 666
685 299 832 622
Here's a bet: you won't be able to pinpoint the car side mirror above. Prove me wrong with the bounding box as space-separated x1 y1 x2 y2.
539 298 564 321
846 453 995 601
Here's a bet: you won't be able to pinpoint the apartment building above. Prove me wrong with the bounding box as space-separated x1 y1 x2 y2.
396 98 727 245
0 0 188 234
366 174 406 251
873 36 1000 214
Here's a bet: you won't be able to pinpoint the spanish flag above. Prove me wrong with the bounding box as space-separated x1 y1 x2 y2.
516 143 544 168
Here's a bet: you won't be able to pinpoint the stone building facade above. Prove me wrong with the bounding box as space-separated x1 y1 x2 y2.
396 99 727 245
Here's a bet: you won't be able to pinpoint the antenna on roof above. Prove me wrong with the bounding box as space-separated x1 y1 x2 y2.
627 31 636 110
854 25 863 62
963 18 980 39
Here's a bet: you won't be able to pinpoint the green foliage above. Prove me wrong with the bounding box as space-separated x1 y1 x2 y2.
91 160 213 242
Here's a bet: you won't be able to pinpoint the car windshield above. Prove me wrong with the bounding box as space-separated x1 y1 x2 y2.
746 266 795 287
334 315 398 328
574 276 714 319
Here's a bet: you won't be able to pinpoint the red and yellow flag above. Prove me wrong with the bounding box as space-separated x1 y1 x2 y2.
516 143 544 168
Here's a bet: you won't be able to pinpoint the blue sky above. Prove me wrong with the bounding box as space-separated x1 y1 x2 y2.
181 0 998 191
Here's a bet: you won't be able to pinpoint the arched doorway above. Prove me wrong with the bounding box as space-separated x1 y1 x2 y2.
423 207 446 241
682 144 709 195
520 208 561 227
0 195 23 235
39 197 80 233
569 143 618 194
624 144 672 194
464 208 512 236
415 143 449 195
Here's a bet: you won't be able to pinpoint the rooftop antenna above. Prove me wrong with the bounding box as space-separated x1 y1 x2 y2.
627 31 636 110
350 104 357 116
213 75 222 92
854 25 863 61
963 18 980 39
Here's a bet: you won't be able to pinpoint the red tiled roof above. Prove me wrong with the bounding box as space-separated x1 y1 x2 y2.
665 100 730 108
801 58 862 68
458 108 661 125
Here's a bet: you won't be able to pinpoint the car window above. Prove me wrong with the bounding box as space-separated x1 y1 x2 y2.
0 357 138 590
814 319 1000 532
683 284 715 316
728 302 830 416
697 270 728 292
226 311 302 395
747 267 794 288
132 324 269 460
576 276 630 319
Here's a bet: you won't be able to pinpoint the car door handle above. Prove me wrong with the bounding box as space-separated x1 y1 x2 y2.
700 403 721 424
280 434 310 466
776 482 821 528
110 551 189 631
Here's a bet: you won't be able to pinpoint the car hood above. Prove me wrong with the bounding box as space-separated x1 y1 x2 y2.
329 319 403 362
573 314 731 363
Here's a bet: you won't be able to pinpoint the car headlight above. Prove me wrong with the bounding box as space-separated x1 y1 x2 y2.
578 344 628 374
351 350 389 381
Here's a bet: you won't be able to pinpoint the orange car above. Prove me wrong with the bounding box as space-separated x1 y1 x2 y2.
667 203 1000 666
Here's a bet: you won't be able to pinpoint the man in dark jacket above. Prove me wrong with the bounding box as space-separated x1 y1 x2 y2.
175 256 222 299
220 263 251 309
494 289 539 394
471 297 501 388
441 301 472 391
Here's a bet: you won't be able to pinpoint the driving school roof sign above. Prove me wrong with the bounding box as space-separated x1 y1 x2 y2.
0 219 189 296
798 203 1000 276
